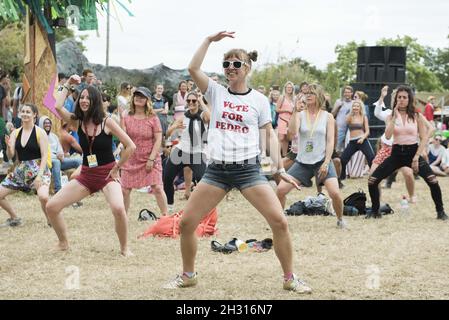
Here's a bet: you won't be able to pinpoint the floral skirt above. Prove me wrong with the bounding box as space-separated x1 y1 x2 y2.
1 160 51 192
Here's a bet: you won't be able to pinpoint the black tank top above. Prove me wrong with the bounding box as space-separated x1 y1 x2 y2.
78 118 115 166
15 126 41 161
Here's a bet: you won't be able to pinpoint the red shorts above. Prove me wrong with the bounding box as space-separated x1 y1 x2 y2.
373 143 392 165
75 162 116 194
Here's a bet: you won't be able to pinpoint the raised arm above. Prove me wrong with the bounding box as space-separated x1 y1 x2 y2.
287 99 303 141
56 75 80 128
373 85 390 122
188 31 235 93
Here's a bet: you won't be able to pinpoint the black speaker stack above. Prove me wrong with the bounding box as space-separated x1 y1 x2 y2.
351 46 407 150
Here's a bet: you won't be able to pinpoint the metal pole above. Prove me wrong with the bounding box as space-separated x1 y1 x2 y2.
106 0 110 67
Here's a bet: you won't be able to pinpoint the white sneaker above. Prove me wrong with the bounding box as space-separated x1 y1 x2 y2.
167 204 175 213
283 274 312 294
337 219 348 229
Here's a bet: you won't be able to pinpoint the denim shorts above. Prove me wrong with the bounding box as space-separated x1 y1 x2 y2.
201 157 268 192
287 160 337 187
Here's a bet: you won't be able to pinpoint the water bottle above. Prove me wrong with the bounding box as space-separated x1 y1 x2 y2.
400 195 409 216
234 239 248 253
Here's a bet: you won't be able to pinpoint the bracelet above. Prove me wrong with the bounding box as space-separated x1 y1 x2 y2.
148 158 154 162
276 168 286 175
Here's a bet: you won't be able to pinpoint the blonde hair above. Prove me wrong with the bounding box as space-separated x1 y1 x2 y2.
129 95 155 117
355 90 368 103
283 81 295 98
307 83 326 110
350 100 366 117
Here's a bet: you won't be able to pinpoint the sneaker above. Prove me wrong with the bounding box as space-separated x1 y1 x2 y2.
0 217 22 228
283 274 312 294
163 273 198 289
337 219 348 229
437 211 448 221
167 204 175 213
72 201 83 208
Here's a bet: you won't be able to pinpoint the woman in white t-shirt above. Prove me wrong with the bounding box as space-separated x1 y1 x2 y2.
163 91 210 211
163 31 311 294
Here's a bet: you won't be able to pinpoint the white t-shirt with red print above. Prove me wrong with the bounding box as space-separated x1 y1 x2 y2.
205 79 272 162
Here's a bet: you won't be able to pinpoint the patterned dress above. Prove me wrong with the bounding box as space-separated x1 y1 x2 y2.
121 114 163 188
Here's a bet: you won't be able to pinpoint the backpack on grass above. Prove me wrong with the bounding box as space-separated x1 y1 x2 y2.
343 189 367 215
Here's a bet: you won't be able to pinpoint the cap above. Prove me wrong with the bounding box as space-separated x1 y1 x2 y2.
134 86 152 99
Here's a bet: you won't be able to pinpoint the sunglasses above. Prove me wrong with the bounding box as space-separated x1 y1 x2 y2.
222 60 246 69
127 87 132 90
186 99 198 104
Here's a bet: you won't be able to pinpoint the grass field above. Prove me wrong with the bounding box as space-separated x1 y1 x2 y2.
1 175 449 300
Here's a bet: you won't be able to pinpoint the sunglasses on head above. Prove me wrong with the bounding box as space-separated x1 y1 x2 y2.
222 60 246 69
186 99 198 104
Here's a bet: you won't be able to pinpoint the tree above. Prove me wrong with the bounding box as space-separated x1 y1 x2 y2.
432 35 449 90
326 41 366 86
55 27 88 52
376 36 443 91
0 22 25 80
250 57 318 94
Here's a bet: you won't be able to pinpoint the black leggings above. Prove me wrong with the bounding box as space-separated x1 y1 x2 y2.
163 148 206 205
340 139 375 179
368 144 443 214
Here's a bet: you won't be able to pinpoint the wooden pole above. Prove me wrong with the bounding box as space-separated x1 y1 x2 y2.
106 0 110 67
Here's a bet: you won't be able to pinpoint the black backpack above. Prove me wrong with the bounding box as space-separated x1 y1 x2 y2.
343 190 367 215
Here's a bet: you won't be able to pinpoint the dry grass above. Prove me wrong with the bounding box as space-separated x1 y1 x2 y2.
1 175 449 300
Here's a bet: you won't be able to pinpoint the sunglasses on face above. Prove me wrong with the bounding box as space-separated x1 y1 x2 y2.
187 99 198 104
222 60 246 69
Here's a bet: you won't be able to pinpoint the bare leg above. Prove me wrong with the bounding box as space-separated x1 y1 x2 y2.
0 186 18 219
103 181 130 256
323 177 343 220
179 182 227 272
431 165 447 177
333 157 342 177
183 167 193 199
37 184 50 223
276 178 300 209
151 184 168 216
400 167 415 201
46 180 90 251
122 187 132 214
242 184 293 275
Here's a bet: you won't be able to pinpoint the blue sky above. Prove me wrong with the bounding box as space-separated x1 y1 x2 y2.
77 0 449 73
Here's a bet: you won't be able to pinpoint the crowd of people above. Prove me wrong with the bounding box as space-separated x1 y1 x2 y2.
1 30 448 293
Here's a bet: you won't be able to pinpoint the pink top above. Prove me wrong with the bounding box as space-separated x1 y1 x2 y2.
393 115 418 145
121 114 163 188
277 96 294 135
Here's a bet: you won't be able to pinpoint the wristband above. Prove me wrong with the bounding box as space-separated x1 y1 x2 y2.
276 168 286 175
